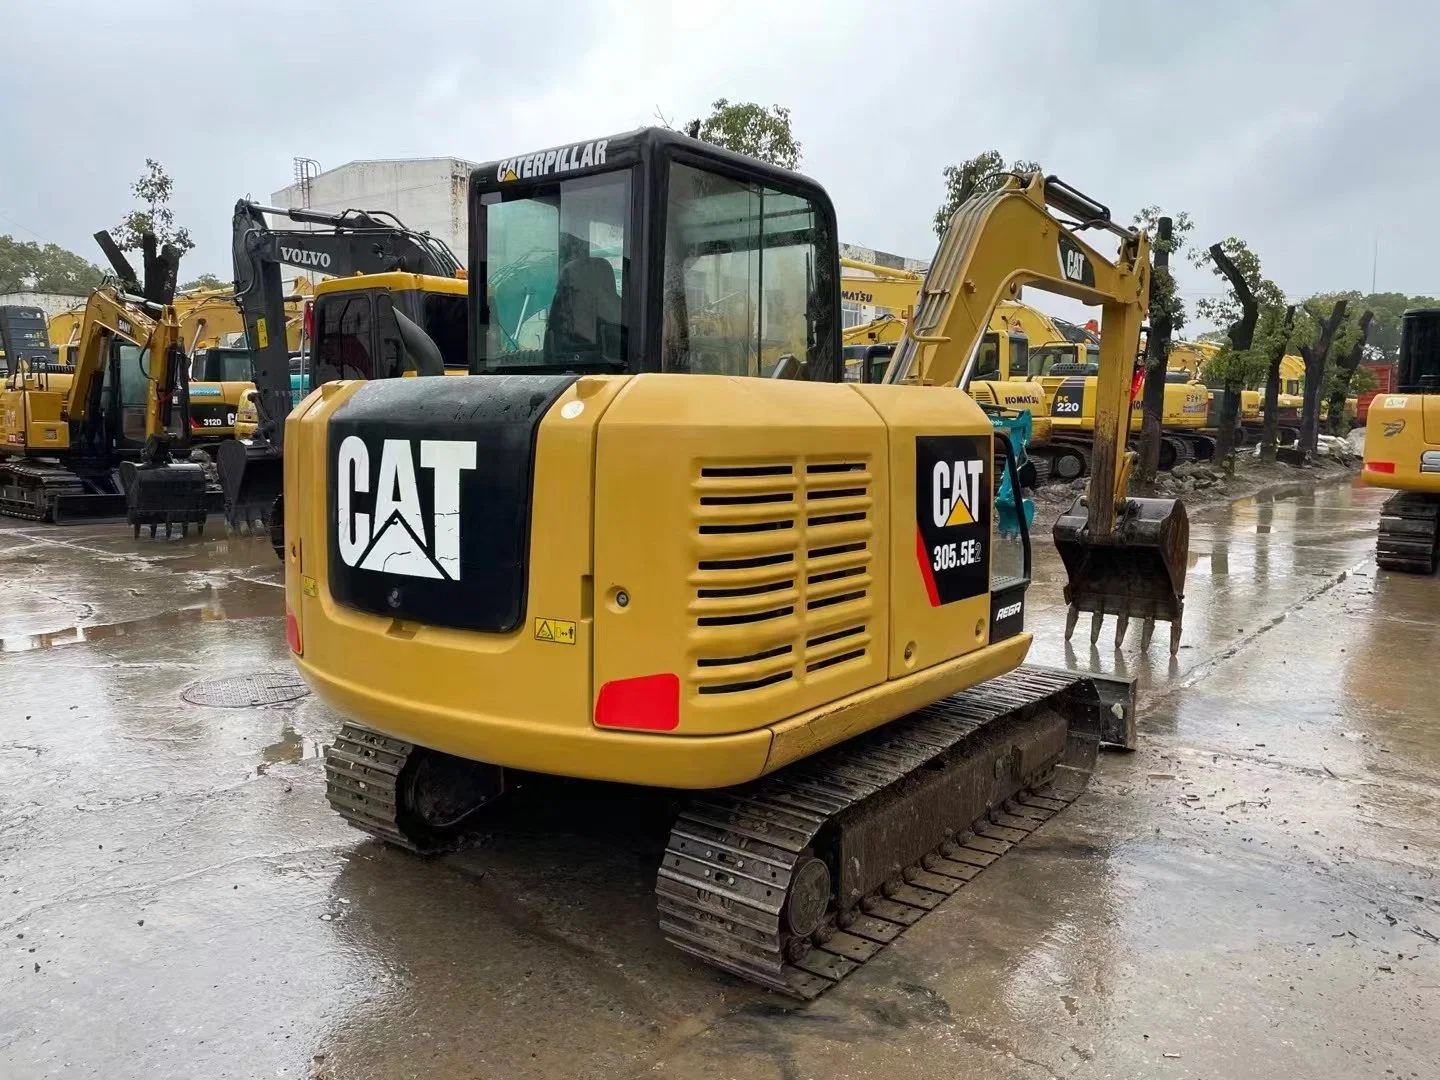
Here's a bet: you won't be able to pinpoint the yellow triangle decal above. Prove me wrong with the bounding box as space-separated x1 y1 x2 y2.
945 498 974 527
535 619 554 640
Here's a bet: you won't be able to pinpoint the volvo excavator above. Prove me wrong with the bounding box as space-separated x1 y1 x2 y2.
212 200 466 531
1362 308 1440 573
282 131 1187 999
0 234 212 529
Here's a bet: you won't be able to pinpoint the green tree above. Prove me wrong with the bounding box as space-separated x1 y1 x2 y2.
0 234 104 295
112 159 194 254
932 151 1042 237
690 100 801 169
1189 237 1286 328
180 273 226 291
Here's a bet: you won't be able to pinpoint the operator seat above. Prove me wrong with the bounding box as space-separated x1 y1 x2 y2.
545 255 621 364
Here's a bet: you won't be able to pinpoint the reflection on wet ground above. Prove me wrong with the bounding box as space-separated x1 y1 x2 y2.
3 478 1438 1079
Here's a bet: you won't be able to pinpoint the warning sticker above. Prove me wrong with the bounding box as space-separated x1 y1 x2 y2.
255 317 269 350
533 617 576 644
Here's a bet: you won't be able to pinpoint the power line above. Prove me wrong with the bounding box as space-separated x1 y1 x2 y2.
0 210 59 247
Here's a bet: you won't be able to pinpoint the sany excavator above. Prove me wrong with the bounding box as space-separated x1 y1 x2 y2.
0 234 212 531
215 201 466 531
283 131 1186 999
1361 308 1440 573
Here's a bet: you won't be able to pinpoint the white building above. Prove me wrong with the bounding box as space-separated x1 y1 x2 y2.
0 291 87 320
271 157 477 265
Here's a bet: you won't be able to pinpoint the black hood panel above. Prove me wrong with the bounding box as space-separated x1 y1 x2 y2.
326 375 577 633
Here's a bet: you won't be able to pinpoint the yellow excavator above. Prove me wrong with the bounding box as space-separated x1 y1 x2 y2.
284 132 1186 998
1006 300 1214 467
1362 308 1440 573
0 236 211 530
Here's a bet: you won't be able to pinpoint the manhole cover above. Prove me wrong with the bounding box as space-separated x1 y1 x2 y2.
182 671 311 708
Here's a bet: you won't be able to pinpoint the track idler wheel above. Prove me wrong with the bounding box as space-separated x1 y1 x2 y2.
1053 495 1189 653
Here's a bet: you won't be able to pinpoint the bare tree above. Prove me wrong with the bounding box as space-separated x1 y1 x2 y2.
1259 305 1297 462
1206 242 1259 462
1325 310 1374 434
1298 299 1348 454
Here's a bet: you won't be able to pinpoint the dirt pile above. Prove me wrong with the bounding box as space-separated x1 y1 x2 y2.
1031 450 1359 531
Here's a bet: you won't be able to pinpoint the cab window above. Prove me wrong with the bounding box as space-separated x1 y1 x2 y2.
422 293 469 369
1008 334 1028 380
313 292 375 384
477 172 630 372
660 163 831 379
973 333 1001 380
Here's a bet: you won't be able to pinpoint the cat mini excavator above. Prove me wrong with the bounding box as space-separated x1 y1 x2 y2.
284 130 1187 998
215 200 465 531
1362 308 1440 573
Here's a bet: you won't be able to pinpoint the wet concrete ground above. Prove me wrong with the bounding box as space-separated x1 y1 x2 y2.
2 477 1437 1079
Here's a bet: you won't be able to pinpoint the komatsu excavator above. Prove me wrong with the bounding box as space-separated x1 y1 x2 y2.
0 234 211 529
214 201 466 530
1361 308 1440 573
283 130 1187 999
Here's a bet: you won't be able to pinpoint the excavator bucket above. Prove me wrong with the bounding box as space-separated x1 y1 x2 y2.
217 438 283 533
120 459 210 538
1053 495 1189 652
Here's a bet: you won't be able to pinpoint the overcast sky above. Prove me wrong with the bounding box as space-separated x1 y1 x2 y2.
3 0 1434 330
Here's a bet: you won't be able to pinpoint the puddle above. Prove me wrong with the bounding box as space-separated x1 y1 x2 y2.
0 583 279 653
258 724 321 774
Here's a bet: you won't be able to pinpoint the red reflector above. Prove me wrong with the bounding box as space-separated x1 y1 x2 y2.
595 673 679 731
1367 461 1396 474
285 607 302 654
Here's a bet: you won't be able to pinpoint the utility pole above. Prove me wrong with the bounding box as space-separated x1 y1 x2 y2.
1370 227 1379 295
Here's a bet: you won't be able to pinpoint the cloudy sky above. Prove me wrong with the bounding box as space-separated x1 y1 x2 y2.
3 0 1434 329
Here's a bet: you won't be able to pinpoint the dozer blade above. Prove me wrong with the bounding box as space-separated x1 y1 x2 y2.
217 438 283 533
119 460 210 538
50 493 129 525
1053 495 1189 653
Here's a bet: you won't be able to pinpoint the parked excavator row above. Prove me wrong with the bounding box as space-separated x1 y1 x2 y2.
277 131 1188 999
1362 307 1440 573
0 233 215 531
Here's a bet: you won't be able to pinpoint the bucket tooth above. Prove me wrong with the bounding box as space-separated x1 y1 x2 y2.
1089 610 1103 645
1141 617 1156 650
1169 609 1184 655
1064 604 1080 641
1053 494 1189 657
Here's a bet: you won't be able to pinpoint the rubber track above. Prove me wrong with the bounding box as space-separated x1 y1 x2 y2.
1376 491 1440 574
0 461 81 522
655 665 1092 999
324 724 423 852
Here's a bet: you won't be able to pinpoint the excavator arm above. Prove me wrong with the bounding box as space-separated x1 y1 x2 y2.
221 199 461 536
887 172 1187 650
839 257 924 317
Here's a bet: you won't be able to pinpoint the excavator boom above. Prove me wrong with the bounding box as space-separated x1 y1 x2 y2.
886 172 1187 648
